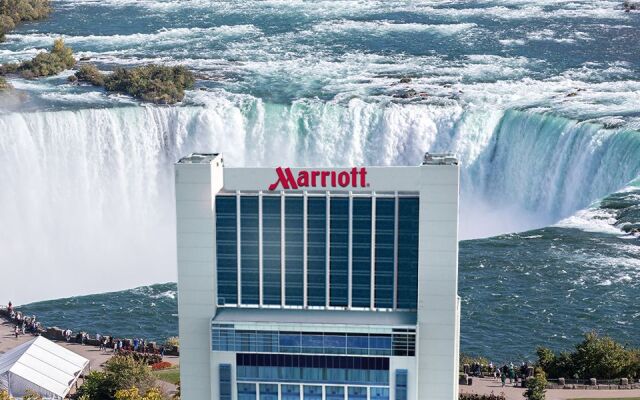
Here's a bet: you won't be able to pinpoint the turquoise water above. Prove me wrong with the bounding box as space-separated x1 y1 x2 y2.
2 0 640 361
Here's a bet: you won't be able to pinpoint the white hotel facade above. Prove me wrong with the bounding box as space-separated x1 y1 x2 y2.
175 153 461 400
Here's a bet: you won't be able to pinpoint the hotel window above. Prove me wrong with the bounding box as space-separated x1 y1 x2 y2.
241 196 260 305
285 197 304 306
351 198 372 308
219 364 231 400
396 197 419 309
303 386 322 400
326 387 344 400
282 385 300 400
370 387 389 400
329 197 349 307
259 384 278 400
262 196 281 305
216 196 238 305
395 369 408 400
348 387 367 400
307 197 326 306
238 383 256 400
374 198 394 309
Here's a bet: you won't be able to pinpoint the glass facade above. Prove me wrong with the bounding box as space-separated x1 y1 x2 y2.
215 193 419 310
351 198 371 308
396 198 419 309
263 196 282 305
306 197 326 307
241 196 260 305
329 197 349 307
395 370 407 400
236 353 389 386
212 325 415 357
220 364 232 400
216 196 238 305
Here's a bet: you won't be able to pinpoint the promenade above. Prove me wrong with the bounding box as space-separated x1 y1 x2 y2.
461 377 640 400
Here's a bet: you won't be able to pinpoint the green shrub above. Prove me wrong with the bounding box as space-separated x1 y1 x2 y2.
459 393 506 400
536 332 640 380
76 355 158 400
104 65 195 104
13 38 75 78
75 63 194 104
0 75 9 90
524 368 547 400
0 0 51 42
74 63 104 85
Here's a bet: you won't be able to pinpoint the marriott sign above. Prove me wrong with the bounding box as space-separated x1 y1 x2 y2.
268 167 368 191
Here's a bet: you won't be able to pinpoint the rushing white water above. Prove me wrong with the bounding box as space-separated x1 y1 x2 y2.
2 93 639 304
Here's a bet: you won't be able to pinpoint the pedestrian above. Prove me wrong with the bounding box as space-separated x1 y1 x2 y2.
14 325 19 338
501 371 506 387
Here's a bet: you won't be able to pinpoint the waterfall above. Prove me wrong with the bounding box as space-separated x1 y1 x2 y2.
1 94 639 303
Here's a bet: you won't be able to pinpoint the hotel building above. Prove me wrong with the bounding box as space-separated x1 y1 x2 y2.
175 153 460 400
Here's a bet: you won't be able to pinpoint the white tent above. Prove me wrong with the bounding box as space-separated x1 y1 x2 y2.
0 336 89 399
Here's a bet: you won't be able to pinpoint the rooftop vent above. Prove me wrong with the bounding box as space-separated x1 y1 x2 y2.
423 152 458 165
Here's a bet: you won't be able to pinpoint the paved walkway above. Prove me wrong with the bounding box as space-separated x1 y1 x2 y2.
461 377 640 400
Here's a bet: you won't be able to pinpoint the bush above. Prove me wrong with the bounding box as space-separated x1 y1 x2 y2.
459 393 506 400
104 65 194 104
0 390 12 400
76 355 158 400
0 0 51 42
115 387 164 400
17 38 75 78
165 336 179 349
74 63 104 86
118 349 163 365
151 361 173 371
524 368 547 400
0 75 9 90
536 331 640 380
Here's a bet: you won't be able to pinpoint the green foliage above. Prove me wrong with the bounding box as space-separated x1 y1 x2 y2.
0 0 51 42
524 368 547 400
11 38 75 78
460 353 490 368
76 355 158 400
103 65 195 104
115 387 164 400
165 336 179 349
74 63 104 85
22 389 43 400
0 75 9 90
0 390 12 400
459 393 506 400
536 332 640 380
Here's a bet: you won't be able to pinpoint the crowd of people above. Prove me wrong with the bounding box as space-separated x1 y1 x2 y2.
7 301 41 338
466 361 534 387
5 301 166 357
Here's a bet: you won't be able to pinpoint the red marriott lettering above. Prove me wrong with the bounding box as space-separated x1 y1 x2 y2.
268 167 368 191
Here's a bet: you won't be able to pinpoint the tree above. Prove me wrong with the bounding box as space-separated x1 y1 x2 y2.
572 331 634 379
76 355 160 400
524 368 547 400
0 390 12 400
22 390 43 400
115 387 164 400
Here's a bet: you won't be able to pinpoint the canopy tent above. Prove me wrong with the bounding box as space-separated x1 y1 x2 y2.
0 336 89 399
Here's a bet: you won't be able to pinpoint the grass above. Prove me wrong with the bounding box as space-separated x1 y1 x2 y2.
152 366 180 385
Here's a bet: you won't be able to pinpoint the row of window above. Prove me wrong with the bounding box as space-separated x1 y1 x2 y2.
212 327 416 357
236 383 390 400
216 194 419 310
236 353 389 386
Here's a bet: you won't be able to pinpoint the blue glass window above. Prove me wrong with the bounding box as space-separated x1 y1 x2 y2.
348 387 367 400
262 196 281 305
351 198 372 308
307 197 326 306
395 369 408 400
259 384 278 400
238 383 257 400
285 197 304 306
397 198 419 309
303 386 322 400
370 388 389 400
216 196 238 305
241 196 260 305
282 385 300 400
326 386 344 400
374 198 394 309
219 364 231 400
330 197 349 307
347 335 369 355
